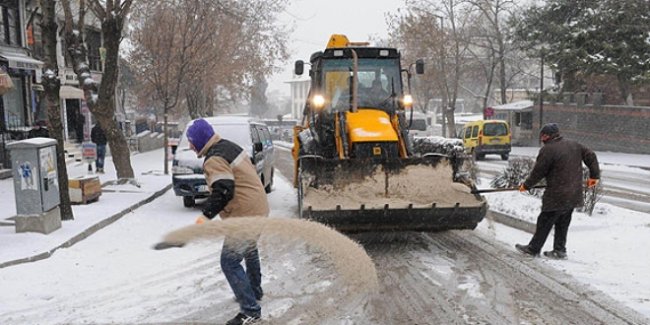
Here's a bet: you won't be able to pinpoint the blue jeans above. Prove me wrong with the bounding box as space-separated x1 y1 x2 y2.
96 144 106 169
221 236 262 317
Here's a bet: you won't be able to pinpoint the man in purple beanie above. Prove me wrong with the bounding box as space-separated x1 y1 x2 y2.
185 118 269 325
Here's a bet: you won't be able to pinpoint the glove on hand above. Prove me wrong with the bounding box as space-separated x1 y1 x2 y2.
518 184 527 192
587 178 599 188
195 214 209 224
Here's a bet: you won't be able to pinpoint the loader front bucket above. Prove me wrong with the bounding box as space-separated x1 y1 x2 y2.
297 155 487 232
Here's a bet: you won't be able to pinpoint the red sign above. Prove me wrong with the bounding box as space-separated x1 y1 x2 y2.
484 107 494 118
82 142 97 161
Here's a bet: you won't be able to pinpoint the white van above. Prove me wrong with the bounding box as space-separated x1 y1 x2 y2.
406 110 434 137
172 116 274 207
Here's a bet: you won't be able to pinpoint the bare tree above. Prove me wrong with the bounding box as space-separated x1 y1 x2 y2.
60 0 135 179
130 0 290 174
130 1 218 174
390 0 474 137
466 0 516 105
39 0 74 220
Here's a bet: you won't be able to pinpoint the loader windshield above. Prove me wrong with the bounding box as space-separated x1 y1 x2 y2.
321 58 402 112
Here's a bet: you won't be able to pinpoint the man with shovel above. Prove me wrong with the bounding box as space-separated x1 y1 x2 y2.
515 123 600 259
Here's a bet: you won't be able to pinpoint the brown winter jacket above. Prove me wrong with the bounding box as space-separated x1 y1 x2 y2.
524 136 600 211
198 134 269 219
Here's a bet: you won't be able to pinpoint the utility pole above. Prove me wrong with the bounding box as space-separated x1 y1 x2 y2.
434 14 446 137
539 51 544 144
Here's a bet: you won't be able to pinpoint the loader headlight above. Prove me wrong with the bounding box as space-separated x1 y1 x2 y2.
402 94 414 108
311 94 325 110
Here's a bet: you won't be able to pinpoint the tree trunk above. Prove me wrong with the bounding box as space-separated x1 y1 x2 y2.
617 75 634 106
41 0 74 220
61 2 135 179
97 18 134 178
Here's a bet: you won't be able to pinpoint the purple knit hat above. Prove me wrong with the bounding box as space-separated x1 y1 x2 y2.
186 119 214 152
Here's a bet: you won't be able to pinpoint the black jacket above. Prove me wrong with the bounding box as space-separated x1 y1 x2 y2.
28 127 50 138
91 125 107 145
524 136 600 211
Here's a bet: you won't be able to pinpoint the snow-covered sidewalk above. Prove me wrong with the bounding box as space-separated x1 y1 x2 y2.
0 149 171 267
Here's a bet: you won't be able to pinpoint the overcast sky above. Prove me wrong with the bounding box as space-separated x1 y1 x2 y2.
268 0 407 96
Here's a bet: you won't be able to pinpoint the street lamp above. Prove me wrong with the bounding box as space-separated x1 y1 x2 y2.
433 14 446 137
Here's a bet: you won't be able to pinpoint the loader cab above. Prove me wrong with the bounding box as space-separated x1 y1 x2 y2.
309 48 406 113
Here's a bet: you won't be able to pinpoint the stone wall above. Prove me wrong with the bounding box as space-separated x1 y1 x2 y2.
527 100 650 154
134 131 165 152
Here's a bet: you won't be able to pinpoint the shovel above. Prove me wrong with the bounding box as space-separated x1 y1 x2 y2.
471 185 546 194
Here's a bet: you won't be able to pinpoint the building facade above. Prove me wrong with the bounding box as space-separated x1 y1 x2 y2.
0 1 104 169
286 77 310 119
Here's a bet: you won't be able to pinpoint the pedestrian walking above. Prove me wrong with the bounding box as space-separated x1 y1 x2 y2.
187 118 269 325
28 120 50 138
91 124 107 173
515 123 600 259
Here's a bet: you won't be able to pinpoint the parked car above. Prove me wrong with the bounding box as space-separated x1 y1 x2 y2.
460 119 511 160
172 116 275 208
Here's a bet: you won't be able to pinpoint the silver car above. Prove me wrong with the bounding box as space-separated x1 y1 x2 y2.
172 116 275 207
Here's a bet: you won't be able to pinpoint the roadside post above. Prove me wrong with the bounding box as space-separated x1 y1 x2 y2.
7 138 61 234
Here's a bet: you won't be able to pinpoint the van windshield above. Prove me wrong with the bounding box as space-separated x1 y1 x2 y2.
179 123 253 151
483 123 508 136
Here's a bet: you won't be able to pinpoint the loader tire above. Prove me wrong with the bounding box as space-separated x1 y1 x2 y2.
265 168 274 193
297 167 304 219
183 196 195 208
501 153 509 161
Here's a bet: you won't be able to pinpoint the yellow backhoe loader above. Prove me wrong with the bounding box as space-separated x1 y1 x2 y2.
292 34 486 232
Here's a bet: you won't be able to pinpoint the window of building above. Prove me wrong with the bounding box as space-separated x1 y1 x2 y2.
86 28 102 71
27 12 43 59
3 76 25 127
0 1 21 46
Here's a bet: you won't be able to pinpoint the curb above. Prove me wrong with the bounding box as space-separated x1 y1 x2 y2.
486 210 536 234
0 184 172 269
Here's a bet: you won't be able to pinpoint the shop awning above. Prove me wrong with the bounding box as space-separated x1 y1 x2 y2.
0 53 44 71
60 85 85 99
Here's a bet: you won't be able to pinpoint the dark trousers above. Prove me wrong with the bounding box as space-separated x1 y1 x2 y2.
528 209 573 253
221 236 262 317
95 144 106 169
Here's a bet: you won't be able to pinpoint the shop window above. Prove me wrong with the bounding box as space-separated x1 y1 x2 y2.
3 76 25 127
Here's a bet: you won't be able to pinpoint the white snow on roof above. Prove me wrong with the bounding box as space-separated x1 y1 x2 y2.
195 115 258 125
492 100 534 111
454 113 484 124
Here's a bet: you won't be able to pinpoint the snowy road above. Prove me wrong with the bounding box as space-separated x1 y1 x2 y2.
273 147 645 324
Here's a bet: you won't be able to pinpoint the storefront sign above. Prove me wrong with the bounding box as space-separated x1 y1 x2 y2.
82 100 91 142
82 142 97 161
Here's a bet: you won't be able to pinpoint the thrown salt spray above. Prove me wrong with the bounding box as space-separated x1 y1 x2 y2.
161 217 379 298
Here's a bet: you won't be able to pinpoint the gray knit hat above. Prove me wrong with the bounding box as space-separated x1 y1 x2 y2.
540 123 560 136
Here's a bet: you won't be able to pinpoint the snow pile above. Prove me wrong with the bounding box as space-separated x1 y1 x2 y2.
411 136 464 156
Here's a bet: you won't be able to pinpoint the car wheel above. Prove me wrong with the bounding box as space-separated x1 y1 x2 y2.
183 196 195 208
264 168 274 193
501 153 509 160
